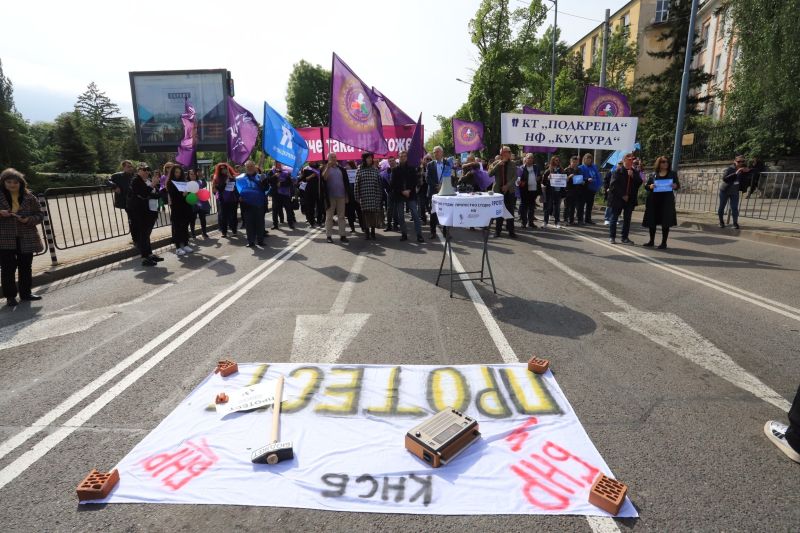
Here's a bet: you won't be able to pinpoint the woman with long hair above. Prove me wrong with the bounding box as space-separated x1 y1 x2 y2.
541 155 564 229
642 156 680 249
0 169 44 306
213 162 239 238
166 165 193 256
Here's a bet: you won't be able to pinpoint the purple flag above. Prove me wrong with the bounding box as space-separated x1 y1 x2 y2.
452 119 484 153
175 99 196 167
226 96 259 165
583 85 631 117
372 87 414 126
329 53 387 154
407 113 425 167
522 106 557 154
474 168 494 191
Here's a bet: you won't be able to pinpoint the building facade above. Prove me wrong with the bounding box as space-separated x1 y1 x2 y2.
568 0 738 119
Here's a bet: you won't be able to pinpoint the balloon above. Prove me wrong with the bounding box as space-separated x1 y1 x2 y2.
185 192 199 205
186 181 200 193
197 189 211 202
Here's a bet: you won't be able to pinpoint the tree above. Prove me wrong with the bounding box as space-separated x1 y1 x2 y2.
518 26 569 111
0 58 34 174
75 82 124 172
586 25 638 93
54 112 96 172
286 60 331 127
726 0 800 158
553 53 588 115
465 0 548 156
633 0 713 161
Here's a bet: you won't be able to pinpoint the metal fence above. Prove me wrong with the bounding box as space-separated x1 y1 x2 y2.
34 185 218 263
675 171 800 224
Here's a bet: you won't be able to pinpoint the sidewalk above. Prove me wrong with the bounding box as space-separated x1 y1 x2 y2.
32 216 219 286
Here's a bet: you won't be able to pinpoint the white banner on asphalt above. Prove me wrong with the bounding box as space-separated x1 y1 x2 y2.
501 113 638 151
433 193 514 228
96 363 636 517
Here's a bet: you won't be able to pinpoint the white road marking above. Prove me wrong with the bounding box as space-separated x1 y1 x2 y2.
0 231 319 476
566 228 800 322
535 250 790 412
291 253 370 363
0 257 228 352
441 236 621 532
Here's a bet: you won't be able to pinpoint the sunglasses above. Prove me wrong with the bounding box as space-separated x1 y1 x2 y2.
735 160 745 164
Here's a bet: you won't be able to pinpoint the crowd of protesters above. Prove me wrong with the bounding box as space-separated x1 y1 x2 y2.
0 150 762 307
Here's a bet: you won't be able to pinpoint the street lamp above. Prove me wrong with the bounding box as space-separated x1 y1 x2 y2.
455 78 472 86
543 0 558 113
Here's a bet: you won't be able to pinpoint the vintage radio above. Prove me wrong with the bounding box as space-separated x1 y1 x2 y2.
405 408 481 468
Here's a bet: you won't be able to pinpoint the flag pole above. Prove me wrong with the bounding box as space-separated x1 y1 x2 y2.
594 8 610 167
320 127 326 162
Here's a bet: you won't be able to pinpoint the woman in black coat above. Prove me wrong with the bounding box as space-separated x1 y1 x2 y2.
166 165 193 255
642 155 680 249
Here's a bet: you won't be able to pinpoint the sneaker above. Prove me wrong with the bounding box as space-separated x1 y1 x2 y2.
327 236 334 243
764 421 800 463
621 238 634 245
175 248 186 256
555 224 561 229
182 245 194 253
608 238 617 244
604 220 610 226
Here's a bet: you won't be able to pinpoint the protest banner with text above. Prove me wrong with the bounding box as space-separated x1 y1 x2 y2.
299 125 422 162
501 113 638 152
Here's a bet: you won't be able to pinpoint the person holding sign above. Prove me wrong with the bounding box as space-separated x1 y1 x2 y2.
642 156 680 249
488 146 518 238
541 156 565 229
166 165 193 256
213 163 239 238
517 153 540 229
563 155 585 226
607 153 642 244
355 152 383 240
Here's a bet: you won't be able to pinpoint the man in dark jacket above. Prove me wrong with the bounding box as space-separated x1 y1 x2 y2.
489 146 518 238
517 153 540 228
390 150 424 242
108 160 135 242
321 153 350 243
718 155 750 229
563 155 584 225
607 153 641 244
426 146 452 239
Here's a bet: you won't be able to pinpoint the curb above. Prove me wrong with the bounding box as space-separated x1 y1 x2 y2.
592 206 799 249
32 223 219 287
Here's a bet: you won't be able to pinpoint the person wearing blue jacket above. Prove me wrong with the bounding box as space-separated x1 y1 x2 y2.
578 153 601 225
236 160 268 247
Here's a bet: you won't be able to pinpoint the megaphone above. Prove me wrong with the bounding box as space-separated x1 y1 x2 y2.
437 176 457 196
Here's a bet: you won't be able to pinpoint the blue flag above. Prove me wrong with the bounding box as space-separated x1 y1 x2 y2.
262 101 309 171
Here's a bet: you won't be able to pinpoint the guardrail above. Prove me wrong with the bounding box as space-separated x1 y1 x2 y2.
675 171 800 224
35 184 218 264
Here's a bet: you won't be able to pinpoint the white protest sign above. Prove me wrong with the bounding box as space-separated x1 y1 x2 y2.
215 380 293 417
549 174 568 188
347 169 357 183
433 193 513 227
501 113 638 151
97 363 637 517
171 181 189 192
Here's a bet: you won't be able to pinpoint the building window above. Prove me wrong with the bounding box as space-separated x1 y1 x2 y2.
591 35 598 63
623 12 631 27
655 0 669 23
718 10 727 38
714 54 723 84
701 22 710 50
580 44 586 64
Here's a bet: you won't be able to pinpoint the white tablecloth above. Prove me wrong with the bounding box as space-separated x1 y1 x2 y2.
432 193 514 228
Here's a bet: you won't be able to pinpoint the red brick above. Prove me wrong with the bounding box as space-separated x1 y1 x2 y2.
527 356 550 374
215 392 229 404
76 469 120 502
588 473 628 515
215 359 238 377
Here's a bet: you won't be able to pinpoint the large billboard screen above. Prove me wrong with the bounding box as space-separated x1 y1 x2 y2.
129 70 229 153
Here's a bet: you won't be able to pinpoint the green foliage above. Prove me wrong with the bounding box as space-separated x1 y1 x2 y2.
726 0 800 158
74 82 126 172
553 53 587 115
54 112 96 172
586 25 638 93
286 60 331 127
633 0 713 160
0 59 35 175
465 0 548 156
518 26 569 111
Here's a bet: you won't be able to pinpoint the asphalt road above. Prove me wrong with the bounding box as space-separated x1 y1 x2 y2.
0 215 798 532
